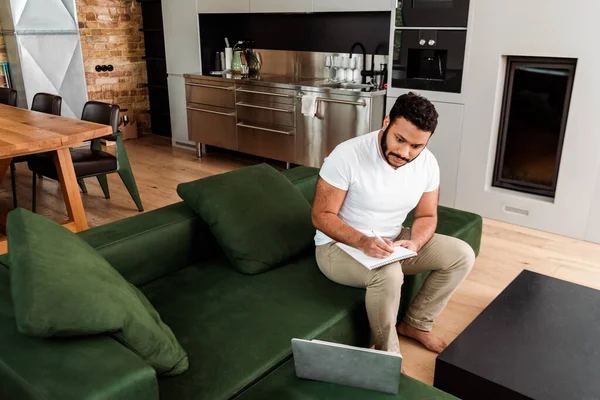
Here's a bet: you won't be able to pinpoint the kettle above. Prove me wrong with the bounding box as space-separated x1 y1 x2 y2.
231 49 243 75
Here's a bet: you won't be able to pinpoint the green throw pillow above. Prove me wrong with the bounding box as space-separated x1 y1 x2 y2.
7 208 188 376
177 164 315 274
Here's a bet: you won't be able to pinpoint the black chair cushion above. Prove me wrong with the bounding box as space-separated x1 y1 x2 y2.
0 88 18 107
31 93 62 116
27 149 117 180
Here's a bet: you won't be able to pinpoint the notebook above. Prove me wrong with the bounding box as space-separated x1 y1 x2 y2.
292 338 402 394
336 242 417 270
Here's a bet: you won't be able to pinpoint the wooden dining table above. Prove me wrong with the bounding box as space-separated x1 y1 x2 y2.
0 104 113 253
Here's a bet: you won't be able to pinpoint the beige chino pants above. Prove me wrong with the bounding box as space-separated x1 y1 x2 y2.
315 228 475 353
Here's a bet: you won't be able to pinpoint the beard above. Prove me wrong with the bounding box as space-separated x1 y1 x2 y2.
380 125 413 168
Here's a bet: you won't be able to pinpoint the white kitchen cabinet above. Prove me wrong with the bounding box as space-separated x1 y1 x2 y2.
250 0 312 13
162 1 201 75
162 1 200 148
314 0 393 12
196 0 250 13
386 97 463 208
167 75 194 148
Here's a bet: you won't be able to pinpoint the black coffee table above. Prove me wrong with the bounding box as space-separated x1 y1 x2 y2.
434 270 600 400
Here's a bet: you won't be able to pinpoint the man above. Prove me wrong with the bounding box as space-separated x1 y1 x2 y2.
311 92 475 361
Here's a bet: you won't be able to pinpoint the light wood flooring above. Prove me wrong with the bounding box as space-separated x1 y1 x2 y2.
3 135 600 385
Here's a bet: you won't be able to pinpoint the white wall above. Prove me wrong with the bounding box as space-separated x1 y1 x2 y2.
455 0 600 241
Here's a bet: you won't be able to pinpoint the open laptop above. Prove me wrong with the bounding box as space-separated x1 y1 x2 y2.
291 338 402 394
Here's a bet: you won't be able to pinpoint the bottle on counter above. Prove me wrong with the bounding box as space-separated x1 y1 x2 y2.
214 52 222 71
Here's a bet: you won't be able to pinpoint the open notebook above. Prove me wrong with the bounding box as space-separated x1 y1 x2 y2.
336 242 417 270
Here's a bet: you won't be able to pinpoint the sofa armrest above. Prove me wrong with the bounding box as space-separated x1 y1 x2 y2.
0 268 158 400
0 326 158 400
77 202 219 287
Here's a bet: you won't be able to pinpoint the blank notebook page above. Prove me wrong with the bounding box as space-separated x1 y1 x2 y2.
336 243 417 270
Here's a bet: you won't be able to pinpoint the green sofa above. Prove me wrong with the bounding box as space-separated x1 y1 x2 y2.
0 167 481 400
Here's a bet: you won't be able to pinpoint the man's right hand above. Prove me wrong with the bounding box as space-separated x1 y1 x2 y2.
357 236 395 258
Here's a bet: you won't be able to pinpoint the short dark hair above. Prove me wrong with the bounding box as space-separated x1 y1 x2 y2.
389 92 438 134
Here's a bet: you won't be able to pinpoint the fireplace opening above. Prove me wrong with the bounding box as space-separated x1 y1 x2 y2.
492 56 577 198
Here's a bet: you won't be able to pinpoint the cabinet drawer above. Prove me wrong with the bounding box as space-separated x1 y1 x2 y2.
236 101 295 127
237 122 295 163
186 80 235 108
187 105 237 151
236 85 296 106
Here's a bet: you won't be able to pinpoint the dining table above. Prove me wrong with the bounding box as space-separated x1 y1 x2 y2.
0 103 113 253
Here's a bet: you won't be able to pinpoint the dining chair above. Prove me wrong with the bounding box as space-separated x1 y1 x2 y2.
10 93 62 208
0 87 17 107
28 100 144 212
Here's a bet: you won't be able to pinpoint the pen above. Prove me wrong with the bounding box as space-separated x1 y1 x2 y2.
371 230 386 244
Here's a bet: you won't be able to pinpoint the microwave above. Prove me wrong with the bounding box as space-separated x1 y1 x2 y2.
396 0 470 28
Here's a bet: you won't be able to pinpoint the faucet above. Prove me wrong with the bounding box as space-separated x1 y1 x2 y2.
349 42 367 84
371 43 386 74
356 43 387 88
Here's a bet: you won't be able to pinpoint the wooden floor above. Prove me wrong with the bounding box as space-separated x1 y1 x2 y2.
4 135 600 385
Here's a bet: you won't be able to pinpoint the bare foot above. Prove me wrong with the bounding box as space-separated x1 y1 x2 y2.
397 321 448 354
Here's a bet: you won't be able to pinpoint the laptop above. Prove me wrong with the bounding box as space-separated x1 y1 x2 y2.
291 338 402 394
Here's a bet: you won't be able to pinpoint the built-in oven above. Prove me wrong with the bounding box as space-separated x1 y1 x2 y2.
391 29 466 93
396 0 470 28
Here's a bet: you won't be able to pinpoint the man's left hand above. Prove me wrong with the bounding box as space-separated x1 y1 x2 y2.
393 240 420 253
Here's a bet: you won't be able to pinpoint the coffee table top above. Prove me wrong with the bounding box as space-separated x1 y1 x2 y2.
437 270 600 399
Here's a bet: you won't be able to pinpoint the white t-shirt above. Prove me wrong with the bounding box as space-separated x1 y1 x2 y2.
314 130 440 246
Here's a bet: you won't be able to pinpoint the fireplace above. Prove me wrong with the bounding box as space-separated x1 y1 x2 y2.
492 56 577 198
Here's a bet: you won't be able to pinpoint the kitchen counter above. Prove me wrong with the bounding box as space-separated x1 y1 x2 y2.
184 72 386 168
183 72 387 97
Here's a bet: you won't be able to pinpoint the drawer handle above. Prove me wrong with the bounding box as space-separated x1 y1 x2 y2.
236 88 293 98
237 122 293 135
318 98 366 107
297 94 366 107
187 106 236 117
186 83 234 90
236 102 294 113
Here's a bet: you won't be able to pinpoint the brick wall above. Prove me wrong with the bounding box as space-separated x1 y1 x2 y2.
0 3 152 134
78 0 150 134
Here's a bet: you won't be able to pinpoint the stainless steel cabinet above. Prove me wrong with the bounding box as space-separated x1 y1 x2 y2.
184 74 385 167
237 123 296 162
235 84 297 163
186 81 236 109
186 76 237 151
187 105 238 151
295 90 384 168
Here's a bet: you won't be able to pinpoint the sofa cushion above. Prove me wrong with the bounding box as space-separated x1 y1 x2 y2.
236 358 458 400
141 253 370 400
7 208 188 376
177 163 315 275
282 166 319 204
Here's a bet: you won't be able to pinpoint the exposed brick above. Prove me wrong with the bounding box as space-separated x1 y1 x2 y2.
77 0 150 134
